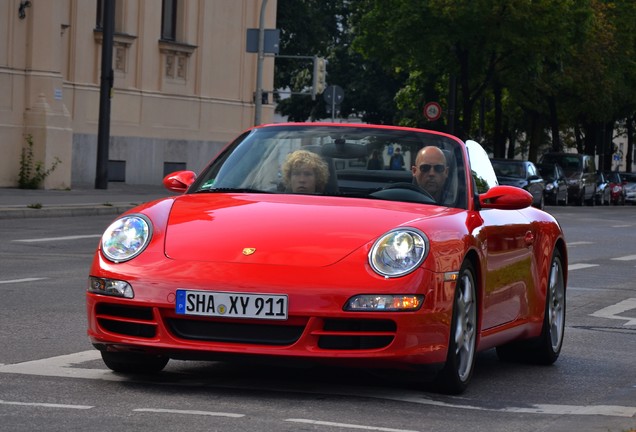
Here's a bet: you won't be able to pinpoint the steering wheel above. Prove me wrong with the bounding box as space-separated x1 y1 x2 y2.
370 182 436 204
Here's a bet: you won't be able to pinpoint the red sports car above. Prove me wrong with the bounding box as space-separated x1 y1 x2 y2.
87 123 567 394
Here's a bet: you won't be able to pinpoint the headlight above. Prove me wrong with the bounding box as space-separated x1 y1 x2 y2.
612 185 621 193
101 214 152 263
369 228 428 277
545 183 554 191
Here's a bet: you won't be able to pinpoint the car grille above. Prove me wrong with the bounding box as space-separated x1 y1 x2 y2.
95 304 157 338
166 318 304 346
165 317 396 350
315 319 396 350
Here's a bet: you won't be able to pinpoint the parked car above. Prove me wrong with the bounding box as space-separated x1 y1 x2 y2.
595 171 611 205
620 172 636 205
540 153 597 206
605 171 626 205
537 162 568 206
87 123 567 395
491 159 545 209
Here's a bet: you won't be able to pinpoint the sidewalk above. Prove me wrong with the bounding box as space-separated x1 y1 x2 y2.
0 183 178 219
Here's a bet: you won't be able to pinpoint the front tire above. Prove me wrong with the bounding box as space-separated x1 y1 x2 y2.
101 351 169 374
434 260 477 394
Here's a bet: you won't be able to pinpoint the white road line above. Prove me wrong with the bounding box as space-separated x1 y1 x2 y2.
13 234 101 243
0 400 93 410
591 298 636 326
134 408 244 417
0 278 48 285
611 255 636 261
1 351 634 418
567 241 594 246
568 263 599 271
286 419 419 432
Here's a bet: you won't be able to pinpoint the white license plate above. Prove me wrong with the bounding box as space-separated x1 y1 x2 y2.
175 290 288 320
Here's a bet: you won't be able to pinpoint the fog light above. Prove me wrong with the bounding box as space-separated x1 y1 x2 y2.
344 295 424 311
88 277 134 299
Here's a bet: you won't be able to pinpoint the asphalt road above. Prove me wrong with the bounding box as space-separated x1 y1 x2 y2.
0 206 635 432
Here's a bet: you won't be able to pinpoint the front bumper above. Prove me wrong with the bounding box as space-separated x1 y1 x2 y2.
87 262 455 368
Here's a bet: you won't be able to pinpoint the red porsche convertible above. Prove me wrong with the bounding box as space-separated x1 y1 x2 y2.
87 123 567 394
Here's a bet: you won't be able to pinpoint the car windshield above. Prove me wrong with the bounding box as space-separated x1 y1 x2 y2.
187 124 468 209
492 161 526 179
623 173 636 183
543 154 580 175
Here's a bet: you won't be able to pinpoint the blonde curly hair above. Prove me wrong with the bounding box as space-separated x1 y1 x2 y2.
281 150 330 192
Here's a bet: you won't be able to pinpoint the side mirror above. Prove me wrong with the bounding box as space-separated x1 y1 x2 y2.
479 185 533 210
163 170 196 193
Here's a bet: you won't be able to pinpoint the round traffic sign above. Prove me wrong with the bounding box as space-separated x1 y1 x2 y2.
423 102 442 121
323 85 345 104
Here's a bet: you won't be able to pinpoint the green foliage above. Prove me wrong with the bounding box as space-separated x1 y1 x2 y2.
275 0 636 169
19 135 61 189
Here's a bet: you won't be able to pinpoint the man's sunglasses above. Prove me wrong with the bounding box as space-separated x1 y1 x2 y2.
419 164 446 173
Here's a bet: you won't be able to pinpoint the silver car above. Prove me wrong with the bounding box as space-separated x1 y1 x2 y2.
622 172 636 204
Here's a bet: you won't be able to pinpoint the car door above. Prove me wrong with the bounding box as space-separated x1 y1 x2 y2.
466 141 535 329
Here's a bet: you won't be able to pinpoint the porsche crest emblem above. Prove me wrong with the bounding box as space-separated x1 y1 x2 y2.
242 247 256 256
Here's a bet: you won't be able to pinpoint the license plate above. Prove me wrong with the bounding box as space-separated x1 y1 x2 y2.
175 290 288 320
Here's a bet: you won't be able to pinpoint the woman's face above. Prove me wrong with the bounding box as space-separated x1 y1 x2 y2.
290 164 317 193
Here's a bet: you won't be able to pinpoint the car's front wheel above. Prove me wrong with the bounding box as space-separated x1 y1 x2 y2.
496 248 566 364
101 351 169 374
434 260 477 394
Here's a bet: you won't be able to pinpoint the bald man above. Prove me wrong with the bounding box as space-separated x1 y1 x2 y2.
411 146 449 202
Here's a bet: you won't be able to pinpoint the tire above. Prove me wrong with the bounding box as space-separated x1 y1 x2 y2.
434 260 477 394
560 191 568 206
101 351 169 374
496 249 566 365
537 194 545 210
576 189 584 206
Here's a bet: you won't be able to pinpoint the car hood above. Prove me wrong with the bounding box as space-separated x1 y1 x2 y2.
163 194 451 266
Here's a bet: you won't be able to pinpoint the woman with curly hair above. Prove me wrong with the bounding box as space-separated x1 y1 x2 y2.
281 149 330 193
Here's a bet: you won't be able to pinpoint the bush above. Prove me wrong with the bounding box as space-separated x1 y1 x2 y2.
19 135 61 189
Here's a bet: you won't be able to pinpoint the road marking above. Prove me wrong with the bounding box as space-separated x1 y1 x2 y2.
591 298 636 326
0 278 48 285
0 351 634 418
134 408 244 418
568 263 599 271
286 419 419 432
612 255 636 261
0 400 93 410
567 241 594 246
13 234 101 243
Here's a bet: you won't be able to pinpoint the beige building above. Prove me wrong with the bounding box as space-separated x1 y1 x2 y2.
0 0 277 189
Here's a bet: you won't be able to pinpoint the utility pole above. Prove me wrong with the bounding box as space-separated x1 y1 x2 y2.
95 0 115 189
254 0 268 126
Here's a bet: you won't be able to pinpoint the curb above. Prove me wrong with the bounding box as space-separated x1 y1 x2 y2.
0 203 137 220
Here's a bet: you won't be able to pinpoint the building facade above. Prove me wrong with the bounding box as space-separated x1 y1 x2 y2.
0 0 276 188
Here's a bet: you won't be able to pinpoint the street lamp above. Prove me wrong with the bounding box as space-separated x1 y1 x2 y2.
254 0 268 126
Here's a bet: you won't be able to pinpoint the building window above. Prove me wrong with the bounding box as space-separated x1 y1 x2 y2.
96 0 123 33
161 0 177 41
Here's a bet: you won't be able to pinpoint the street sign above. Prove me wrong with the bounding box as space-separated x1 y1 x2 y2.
323 85 344 105
423 101 442 121
246 29 280 54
